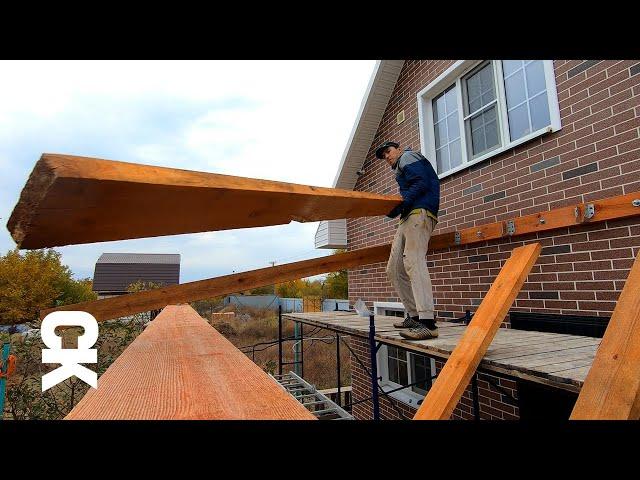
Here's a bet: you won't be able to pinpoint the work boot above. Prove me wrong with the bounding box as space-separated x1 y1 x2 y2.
393 314 422 329
399 323 439 340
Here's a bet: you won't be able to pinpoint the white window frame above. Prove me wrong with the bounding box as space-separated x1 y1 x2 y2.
417 60 562 179
373 301 436 407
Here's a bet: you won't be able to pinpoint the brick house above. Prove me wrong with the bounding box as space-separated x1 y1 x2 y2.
315 60 640 419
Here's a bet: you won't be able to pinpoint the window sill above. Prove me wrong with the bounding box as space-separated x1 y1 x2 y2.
380 382 425 409
437 124 559 180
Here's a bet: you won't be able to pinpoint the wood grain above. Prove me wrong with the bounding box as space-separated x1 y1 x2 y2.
65 304 316 420
413 243 542 420
8 153 401 249
570 251 640 420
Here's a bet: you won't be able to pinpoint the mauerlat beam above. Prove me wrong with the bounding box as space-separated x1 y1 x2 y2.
7 154 401 249
570 250 640 420
413 243 541 420
428 191 640 251
42 191 640 324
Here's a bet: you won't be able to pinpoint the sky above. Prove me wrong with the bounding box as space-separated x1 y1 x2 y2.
0 60 377 283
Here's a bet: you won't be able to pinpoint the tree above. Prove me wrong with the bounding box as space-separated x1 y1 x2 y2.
324 249 347 299
324 270 347 299
0 248 97 325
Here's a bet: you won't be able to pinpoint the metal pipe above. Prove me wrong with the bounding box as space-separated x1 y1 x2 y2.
368 314 380 420
472 373 481 421
278 305 283 376
300 321 304 378
336 333 341 406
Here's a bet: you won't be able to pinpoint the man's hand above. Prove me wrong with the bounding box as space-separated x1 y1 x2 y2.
386 202 406 219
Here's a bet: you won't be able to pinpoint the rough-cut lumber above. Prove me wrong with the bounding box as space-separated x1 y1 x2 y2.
570 251 640 420
413 243 541 420
43 245 391 322
7 153 401 249
65 304 316 420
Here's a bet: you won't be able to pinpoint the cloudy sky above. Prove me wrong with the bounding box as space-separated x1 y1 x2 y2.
0 60 377 282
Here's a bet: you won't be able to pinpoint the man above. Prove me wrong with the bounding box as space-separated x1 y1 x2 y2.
376 141 440 340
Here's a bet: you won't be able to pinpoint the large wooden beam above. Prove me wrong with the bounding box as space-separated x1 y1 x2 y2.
570 251 640 420
7 154 401 249
413 243 541 420
42 245 391 322
65 304 316 419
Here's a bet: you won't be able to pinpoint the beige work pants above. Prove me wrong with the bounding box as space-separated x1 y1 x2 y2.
385 209 436 319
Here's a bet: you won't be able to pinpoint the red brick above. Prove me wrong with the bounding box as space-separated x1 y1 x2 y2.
578 301 617 311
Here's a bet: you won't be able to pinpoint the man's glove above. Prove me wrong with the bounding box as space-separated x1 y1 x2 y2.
386 202 406 219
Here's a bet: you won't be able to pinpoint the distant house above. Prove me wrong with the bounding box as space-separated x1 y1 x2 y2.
92 253 181 299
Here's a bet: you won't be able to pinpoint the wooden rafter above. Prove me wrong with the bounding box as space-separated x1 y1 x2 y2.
570 250 640 420
42 245 392 321
413 243 541 420
7 154 401 249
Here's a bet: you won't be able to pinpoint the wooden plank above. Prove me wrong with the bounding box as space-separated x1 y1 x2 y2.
413 243 541 420
7 155 640 253
485 338 599 362
43 245 390 322
570 251 640 420
8 153 401 249
65 305 316 420
429 191 640 251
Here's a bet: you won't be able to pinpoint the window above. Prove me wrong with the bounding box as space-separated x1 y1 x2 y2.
373 302 437 405
418 60 561 178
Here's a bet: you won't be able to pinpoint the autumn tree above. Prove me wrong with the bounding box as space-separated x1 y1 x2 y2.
0 248 97 325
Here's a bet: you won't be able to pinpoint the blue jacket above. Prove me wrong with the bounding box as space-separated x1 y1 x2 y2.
393 149 440 220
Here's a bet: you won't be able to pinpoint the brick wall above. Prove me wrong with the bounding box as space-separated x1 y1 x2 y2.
347 60 640 322
349 336 520 420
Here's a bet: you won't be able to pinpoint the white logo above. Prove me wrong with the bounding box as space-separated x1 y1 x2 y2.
41 311 98 392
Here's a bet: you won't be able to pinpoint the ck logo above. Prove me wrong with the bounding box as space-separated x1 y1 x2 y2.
41 311 99 392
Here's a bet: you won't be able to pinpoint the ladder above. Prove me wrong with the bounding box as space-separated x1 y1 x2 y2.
272 372 353 420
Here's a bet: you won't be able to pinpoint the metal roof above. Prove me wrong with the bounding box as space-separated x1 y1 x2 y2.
97 253 181 264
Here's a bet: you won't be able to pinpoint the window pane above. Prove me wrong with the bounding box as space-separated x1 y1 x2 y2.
435 120 447 148
502 60 523 78
433 94 446 120
398 359 408 386
505 69 526 107
467 75 481 111
388 358 399 384
449 139 462 169
466 63 495 115
480 67 495 101
445 87 457 113
485 119 499 150
446 113 460 140
471 115 486 154
436 147 449 174
508 102 531 140
411 354 430 393
525 60 546 97
530 91 551 131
